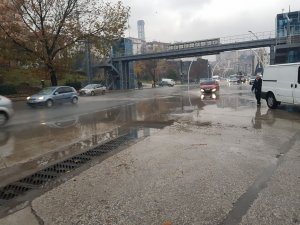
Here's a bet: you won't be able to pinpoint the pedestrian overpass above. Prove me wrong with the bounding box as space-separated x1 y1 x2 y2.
104 31 292 89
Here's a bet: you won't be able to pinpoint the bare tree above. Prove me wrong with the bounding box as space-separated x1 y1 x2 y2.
0 0 130 86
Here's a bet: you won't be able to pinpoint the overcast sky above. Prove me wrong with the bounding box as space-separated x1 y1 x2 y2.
115 0 300 43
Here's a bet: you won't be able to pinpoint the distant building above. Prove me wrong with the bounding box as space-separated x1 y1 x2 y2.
275 10 300 63
146 41 169 53
137 20 145 41
216 51 255 76
128 37 146 54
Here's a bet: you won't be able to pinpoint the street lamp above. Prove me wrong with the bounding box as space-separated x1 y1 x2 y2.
248 30 259 40
207 64 210 79
248 30 268 64
212 61 221 78
187 59 195 106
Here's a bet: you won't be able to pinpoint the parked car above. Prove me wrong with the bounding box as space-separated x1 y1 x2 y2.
200 80 220 93
79 84 106 96
0 95 14 126
159 78 175 87
27 86 78 108
212 75 220 82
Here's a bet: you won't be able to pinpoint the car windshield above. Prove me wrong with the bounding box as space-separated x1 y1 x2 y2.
201 81 216 85
38 87 56 95
83 84 97 89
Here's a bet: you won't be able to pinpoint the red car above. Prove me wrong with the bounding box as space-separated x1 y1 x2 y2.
200 80 220 93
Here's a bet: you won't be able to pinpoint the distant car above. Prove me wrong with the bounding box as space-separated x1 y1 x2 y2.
249 76 256 85
0 95 14 126
200 80 220 93
27 86 78 108
227 75 239 84
200 93 220 105
212 75 220 82
79 84 106 96
237 75 246 83
159 78 175 87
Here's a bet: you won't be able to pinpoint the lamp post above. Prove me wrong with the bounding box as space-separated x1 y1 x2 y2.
207 64 210 79
248 30 259 40
212 61 221 78
248 30 268 65
187 59 195 106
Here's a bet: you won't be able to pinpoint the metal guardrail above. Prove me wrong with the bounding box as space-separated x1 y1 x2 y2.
220 31 275 44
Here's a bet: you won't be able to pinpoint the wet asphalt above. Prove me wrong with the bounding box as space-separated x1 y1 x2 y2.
0 82 299 225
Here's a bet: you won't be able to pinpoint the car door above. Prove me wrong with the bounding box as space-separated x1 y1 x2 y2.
276 67 294 104
293 66 300 104
52 87 65 103
63 87 74 102
95 85 101 95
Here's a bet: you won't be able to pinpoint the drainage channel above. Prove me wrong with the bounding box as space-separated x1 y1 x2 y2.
0 127 150 217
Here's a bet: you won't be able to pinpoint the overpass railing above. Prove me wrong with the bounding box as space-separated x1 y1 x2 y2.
112 29 300 58
112 31 276 58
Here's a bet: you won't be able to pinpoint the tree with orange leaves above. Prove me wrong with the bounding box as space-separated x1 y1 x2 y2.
0 0 129 86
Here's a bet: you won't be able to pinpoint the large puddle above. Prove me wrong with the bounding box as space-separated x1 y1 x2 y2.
0 96 206 188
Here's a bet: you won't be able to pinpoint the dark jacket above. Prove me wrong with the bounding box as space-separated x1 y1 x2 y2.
251 78 262 93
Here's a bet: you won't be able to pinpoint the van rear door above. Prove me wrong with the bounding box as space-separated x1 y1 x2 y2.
276 66 295 104
293 66 300 104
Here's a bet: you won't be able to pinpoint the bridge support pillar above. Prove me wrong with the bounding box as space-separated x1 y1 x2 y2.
120 61 130 90
270 45 275 65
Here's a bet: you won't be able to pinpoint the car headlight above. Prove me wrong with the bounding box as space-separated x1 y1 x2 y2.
212 88 216 92
38 96 44 100
200 89 204 92
201 95 204 100
212 94 217 99
27 97 30 100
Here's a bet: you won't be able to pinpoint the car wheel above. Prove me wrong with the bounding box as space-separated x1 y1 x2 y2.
91 91 95 96
71 97 78 104
46 99 53 108
0 112 8 126
266 93 278 109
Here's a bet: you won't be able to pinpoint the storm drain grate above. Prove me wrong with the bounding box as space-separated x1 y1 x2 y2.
0 133 133 204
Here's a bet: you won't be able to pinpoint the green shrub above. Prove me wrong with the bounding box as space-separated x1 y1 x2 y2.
0 84 17 95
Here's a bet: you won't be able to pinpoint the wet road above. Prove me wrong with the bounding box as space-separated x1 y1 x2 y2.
0 82 300 224
0 85 198 186
1 83 300 184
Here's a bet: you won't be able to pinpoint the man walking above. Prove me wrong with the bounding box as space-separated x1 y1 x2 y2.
251 74 262 105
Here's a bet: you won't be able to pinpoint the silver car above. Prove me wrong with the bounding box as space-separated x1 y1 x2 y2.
79 84 106 96
27 86 79 108
0 95 14 126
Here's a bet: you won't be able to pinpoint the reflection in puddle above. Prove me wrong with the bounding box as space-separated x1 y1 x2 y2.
0 131 15 168
0 96 204 186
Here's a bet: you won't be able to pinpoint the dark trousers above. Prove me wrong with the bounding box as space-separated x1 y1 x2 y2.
255 91 261 104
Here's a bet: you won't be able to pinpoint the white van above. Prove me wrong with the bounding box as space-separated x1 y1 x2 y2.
261 63 300 109
160 78 175 87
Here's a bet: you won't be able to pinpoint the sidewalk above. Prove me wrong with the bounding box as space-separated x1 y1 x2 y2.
0 105 299 225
